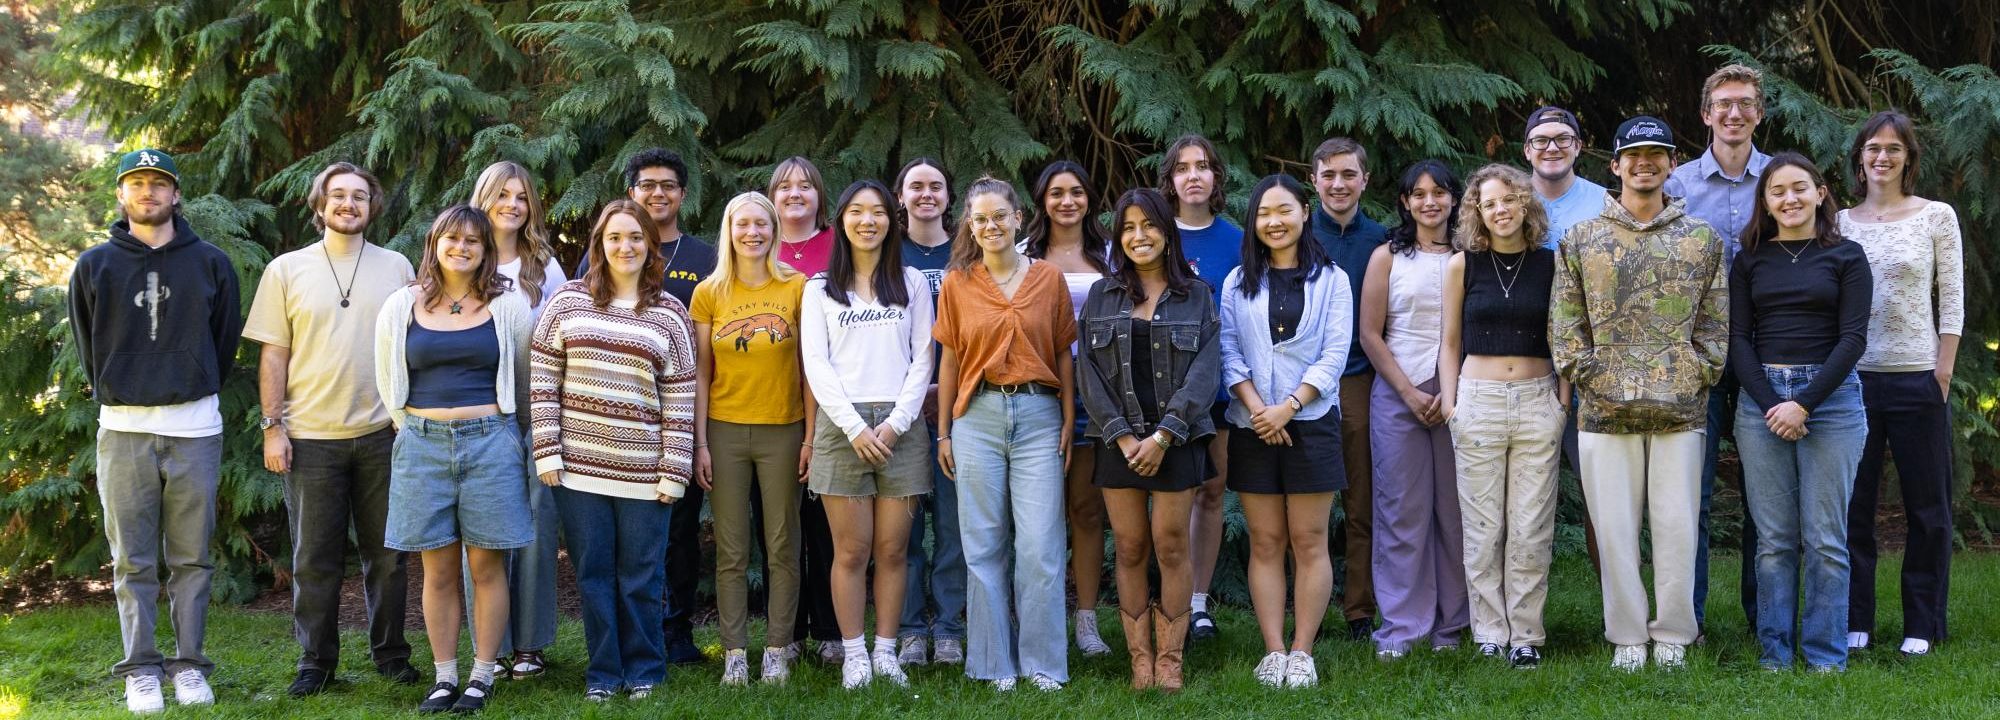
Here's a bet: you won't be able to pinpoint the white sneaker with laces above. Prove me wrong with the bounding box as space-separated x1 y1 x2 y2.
840 653 871 689
991 677 1016 692
818 640 845 665
1283 650 1318 688
720 650 750 686
872 648 908 687
1253 651 1287 687
1612 644 1647 672
125 674 165 714
1074 609 1111 656
1653 642 1686 670
898 636 929 666
170 668 214 705
760 647 792 684
1028 673 1063 692
933 637 965 665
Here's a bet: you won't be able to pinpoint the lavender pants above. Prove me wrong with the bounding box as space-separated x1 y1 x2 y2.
1369 376 1468 652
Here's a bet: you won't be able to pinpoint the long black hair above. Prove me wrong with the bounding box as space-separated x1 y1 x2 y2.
1740 152 1845 254
1236 174 1333 297
822 179 911 307
1387 159 1462 257
1108 188 1197 304
1022 160 1112 274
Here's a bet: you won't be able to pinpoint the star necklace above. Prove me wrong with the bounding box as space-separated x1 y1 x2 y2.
447 288 475 314
779 231 811 261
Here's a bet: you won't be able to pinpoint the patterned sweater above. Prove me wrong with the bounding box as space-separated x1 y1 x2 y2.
529 282 697 499
1550 195 1728 434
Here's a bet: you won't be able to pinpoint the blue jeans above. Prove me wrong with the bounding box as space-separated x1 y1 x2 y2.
1735 366 1866 669
554 486 669 691
901 418 967 641
953 391 1066 681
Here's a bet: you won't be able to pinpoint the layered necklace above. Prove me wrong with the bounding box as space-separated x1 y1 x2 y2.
1490 248 1526 299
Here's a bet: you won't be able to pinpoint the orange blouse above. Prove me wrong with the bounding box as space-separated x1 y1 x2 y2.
932 259 1077 418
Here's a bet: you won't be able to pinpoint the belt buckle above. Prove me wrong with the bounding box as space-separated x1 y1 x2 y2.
997 383 1019 395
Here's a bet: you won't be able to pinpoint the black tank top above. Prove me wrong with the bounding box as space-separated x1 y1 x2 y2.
1461 247 1554 358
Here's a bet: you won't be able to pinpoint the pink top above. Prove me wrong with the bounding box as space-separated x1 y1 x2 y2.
778 226 836 277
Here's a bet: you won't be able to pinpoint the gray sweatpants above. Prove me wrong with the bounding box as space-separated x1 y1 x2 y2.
96 428 222 679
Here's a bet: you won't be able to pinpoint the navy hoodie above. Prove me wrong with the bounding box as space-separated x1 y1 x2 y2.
68 214 243 407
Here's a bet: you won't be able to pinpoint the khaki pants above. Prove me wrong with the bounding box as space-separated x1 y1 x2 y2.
709 419 805 650
1336 371 1376 621
1449 376 1562 647
1579 429 1703 647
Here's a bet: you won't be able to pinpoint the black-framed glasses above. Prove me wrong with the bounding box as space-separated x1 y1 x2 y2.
1527 135 1578 151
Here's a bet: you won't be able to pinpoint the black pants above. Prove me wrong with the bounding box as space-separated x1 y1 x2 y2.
795 490 840 643
1848 370 1954 642
662 479 705 636
284 428 410 671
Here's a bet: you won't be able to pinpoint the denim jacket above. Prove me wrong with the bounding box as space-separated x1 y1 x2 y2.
1077 275 1221 445
1219 263 1353 427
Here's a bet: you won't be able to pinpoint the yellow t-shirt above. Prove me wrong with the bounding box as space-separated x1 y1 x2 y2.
242 240 415 439
689 274 806 425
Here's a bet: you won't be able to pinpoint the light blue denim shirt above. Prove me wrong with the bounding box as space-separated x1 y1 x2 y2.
1664 144 1772 265
1219 263 1353 427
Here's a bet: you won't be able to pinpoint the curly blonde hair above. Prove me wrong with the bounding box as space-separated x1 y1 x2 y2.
1454 164 1548 252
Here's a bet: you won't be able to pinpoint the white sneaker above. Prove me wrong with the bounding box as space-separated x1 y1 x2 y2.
818 640 845 664
1612 644 1647 672
898 636 929 666
1283 650 1318 688
125 674 166 714
1846 632 1870 650
1074 609 1111 656
840 653 871 689
1653 642 1686 670
872 648 908 687
1028 673 1063 692
933 637 965 665
720 650 750 686
170 668 214 705
760 647 791 684
1253 651 1287 687
991 677 1016 692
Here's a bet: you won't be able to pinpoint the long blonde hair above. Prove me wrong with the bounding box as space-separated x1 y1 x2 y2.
470 161 556 308
1454 164 1548 253
699 191 800 304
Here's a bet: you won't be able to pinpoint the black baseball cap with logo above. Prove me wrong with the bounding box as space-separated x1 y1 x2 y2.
1524 106 1581 141
116 149 181 185
1612 116 1676 155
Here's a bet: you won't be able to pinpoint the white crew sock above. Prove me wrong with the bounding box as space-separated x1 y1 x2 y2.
434 660 459 686
874 636 898 656
1191 593 1210 614
842 637 867 659
469 659 497 687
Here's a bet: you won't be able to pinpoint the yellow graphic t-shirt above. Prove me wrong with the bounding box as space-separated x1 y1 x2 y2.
689 273 806 424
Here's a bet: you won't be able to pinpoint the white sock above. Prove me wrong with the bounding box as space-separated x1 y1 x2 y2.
1847 632 1870 649
842 637 867 659
1191 593 1210 614
1901 637 1931 654
874 636 898 656
434 660 459 686
469 659 497 687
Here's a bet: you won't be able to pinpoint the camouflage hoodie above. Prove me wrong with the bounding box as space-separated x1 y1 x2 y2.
1550 194 1728 434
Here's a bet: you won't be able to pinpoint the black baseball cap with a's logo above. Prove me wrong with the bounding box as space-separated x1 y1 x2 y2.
1612 116 1676 154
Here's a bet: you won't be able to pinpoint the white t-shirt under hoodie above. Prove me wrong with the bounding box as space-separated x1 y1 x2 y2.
800 266 935 441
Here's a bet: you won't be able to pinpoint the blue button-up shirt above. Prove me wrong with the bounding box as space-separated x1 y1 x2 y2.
1219 262 1353 427
1665 145 1772 265
1311 207 1386 376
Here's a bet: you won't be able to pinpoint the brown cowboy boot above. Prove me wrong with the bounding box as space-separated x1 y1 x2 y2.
1153 606 1190 692
1119 605 1155 690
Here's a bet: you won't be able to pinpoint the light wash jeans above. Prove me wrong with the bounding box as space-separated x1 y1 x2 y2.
97 429 222 679
1736 365 1866 669
953 391 1067 682
901 419 967 641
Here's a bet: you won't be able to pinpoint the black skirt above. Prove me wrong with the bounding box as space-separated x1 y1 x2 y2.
1094 436 1211 492
1226 409 1347 494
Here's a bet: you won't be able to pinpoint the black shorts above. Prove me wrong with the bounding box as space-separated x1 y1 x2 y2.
1226 409 1346 494
1094 437 1210 492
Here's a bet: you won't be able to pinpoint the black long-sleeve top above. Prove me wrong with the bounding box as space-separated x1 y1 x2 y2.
1727 238 1872 413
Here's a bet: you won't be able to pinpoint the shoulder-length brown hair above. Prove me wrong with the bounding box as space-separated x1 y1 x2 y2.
1849 109 1922 199
1454 164 1548 253
1741 152 1845 254
415 205 509 312
580 199 669 312
766 156 828 230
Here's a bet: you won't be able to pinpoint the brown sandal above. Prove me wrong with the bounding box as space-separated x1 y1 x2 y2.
507 650 547 679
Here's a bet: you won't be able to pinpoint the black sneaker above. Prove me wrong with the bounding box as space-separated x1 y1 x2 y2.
1509 645 1542 669
288 668 331 698
1346 617 1376 643
378 659 422 685
418 682 458 713
1478 642 1504 658
450 680 491 714
665 627 704 665
1189 611 1219 641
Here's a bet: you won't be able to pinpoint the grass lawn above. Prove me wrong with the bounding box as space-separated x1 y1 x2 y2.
3 553 1998 719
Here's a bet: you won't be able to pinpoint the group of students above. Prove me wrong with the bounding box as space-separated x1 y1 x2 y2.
69 63 1961 714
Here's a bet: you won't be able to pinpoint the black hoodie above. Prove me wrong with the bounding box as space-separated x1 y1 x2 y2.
68 214 244 407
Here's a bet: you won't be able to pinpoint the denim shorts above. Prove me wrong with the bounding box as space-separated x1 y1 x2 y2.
809 403 933 498
386 414 534 551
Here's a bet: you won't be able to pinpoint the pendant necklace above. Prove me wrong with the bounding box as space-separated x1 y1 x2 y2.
1490 249 1526 299
1776 239 1810 264
779 231 810 261
322 242 364 308
447 288 474 314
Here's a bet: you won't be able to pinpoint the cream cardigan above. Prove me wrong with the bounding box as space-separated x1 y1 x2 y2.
372 285 533 429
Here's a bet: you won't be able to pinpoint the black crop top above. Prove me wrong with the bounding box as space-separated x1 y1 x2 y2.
1460 247 1554 358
